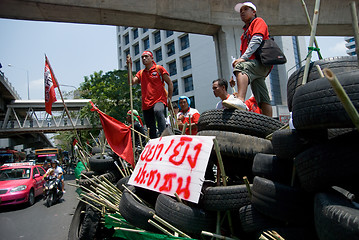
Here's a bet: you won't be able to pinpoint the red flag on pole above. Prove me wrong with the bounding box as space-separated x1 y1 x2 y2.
72 139 78 146
90 101 134 167
44 55 58 115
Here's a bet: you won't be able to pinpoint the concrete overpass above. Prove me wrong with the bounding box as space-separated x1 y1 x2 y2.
1 0 357 81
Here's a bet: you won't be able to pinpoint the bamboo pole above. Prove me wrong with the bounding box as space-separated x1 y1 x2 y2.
151 213 191 238
127 54 137 165
201 231 237 240
114 161 126 179
243 176 252 198
181 122 188 135
148 220 175 236
300 0 322 59
189 114 192 135
323 68 359 131
302 0 321 85
213 138 227 186
350 1 359 64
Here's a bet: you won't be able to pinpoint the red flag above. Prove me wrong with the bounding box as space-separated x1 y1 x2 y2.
90 101 134 167
72 139 78 146
44 55 58 115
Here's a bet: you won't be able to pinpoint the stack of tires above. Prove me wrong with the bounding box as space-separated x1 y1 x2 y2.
238 56 359 240
68 148 123 240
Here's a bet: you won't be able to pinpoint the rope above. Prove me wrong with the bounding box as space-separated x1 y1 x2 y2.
307 46 322 60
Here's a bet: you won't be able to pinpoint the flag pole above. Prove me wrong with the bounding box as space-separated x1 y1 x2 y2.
45 54 84 150
127 54 137 166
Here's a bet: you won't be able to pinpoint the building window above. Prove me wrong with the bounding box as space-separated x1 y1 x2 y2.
155 48 162 62
188 96 195 108
184 75 194 92
182 55 191 71
269 65 281 105
119 47 121 56
168 61 177 76
124 27 128 30
143 28 148 33
134 60 141 72
180 34 190 50
125 49 130 58
143 37 150 50
173 80 178 96
133 28 138 40
166 30 173 37
118 35 121 44
154 31 161 44
133 43 140 56
124 34 129 45
167 42 175 57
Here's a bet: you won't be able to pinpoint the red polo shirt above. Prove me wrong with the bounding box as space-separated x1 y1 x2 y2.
240 17 269 60
177 107 200 135
136 64 169 110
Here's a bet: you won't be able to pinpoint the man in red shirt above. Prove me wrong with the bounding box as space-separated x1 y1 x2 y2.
127 51 173 138
177 96 200 135
225 2 273 117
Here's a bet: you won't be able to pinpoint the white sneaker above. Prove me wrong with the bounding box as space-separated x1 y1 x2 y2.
222 98 248 111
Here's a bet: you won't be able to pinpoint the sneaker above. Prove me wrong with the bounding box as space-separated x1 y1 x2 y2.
63 190 66 194
222 98 248 111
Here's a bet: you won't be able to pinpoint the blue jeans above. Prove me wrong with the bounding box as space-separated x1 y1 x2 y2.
143 102 167 139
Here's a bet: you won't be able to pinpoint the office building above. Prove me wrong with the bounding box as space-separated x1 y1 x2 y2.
345 37 356 56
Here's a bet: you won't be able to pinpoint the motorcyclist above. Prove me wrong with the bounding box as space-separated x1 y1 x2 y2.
44 159 64 193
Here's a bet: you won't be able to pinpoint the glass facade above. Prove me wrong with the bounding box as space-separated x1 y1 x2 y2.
184 75 194 92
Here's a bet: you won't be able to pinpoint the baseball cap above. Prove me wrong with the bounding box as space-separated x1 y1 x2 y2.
234 2 257 12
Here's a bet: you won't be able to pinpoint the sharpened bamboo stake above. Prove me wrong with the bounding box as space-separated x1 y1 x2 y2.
323 68 359 131
122 184 145 205
213 138 227 186
150 213 191 239
114 227 146 233
243 176 252 198
181 122 188 135
114 161 126 178
77 197 103 213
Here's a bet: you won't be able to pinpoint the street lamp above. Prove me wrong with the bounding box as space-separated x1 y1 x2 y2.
8 64 30 100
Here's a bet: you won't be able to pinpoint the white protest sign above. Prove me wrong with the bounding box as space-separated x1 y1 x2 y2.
128 135 214 203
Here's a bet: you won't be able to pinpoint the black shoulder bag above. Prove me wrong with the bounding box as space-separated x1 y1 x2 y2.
255 38 287 66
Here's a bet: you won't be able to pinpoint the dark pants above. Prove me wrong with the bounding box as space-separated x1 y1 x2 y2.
143 102 167 139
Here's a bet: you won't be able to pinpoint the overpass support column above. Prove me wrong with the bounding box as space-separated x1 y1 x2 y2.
213 25 244 84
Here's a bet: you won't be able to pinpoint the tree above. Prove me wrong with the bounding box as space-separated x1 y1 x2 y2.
54 69 142 150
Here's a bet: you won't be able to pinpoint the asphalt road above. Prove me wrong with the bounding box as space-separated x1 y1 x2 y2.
0 174 79 240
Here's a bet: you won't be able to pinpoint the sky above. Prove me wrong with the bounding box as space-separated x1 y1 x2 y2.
0 18 349 101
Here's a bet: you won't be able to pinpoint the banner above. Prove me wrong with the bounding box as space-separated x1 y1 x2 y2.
128 135 214 203
90 101 134 167
44 56 58 115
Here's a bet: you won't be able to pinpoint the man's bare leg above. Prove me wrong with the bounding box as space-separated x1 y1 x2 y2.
261 102 273 117
235 72 249 101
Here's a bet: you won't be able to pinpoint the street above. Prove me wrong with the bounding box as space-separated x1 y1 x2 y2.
0 174 78 240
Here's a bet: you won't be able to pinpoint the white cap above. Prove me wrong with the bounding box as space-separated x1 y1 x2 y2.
234 2 257 12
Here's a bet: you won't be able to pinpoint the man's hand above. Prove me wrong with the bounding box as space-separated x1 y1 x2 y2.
229 76 236 88
232 58 246 68
126 55 132 66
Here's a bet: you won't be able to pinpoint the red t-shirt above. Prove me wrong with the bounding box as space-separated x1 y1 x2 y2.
245 96 262 114
240 17 269 60
136 64 169 110
177 108 200 135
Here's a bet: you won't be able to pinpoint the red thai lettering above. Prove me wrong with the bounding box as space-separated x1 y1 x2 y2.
134 163 147 184
176 176 191 199
159 173 177 192
187 143 202 169
147 169 158 186
169 137 193 166
165 139 175 154
155 144 164 160
145 145 156 162
154 172 161 189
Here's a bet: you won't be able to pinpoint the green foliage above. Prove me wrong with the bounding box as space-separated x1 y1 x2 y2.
54 69 142 150
79 70 142 123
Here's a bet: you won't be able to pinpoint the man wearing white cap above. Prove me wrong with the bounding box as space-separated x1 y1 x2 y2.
224 2 273 117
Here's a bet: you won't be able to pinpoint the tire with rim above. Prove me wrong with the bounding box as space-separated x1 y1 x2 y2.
287 56 358 111
292 70 359 130
294 131 359 192
68 201 86 240
251 176 312 223
155 194 216 236
314 192 359 240
197 109 283 138
201 184 251 211
28 189 35 206
46 192 53 207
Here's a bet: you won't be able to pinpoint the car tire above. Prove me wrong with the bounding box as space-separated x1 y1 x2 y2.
79 204 101 240
197 109 283 138
287 56 358 111
28 189 35 206
292 70 359 130
155 194 216 236
89 154 115 173
201 184 251 211
314 192 359 240
47 192 53 208
68 201 86 240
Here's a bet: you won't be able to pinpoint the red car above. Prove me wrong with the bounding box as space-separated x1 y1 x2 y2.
0 162 46 206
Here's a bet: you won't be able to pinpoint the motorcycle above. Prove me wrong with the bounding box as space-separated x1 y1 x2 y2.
43 176 63 207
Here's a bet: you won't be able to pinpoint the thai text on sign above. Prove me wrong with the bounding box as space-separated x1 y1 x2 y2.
128 135 214 203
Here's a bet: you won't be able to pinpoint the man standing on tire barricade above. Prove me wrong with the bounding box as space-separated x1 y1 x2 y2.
225 2 273 117
127 51 174 138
